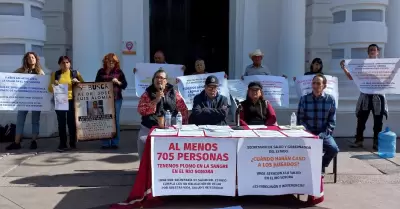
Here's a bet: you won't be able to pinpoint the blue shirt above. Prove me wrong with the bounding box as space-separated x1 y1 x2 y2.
244 64 271 76
297 92 336 135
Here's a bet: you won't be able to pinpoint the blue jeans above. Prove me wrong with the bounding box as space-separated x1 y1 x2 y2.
16 111 41 135
322 136 339 168
102 99 122 146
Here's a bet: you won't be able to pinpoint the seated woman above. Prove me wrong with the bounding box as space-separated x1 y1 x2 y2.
137 69 189 159
239 82 277 126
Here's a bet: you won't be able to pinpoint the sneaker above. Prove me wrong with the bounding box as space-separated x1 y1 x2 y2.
69 144 76 150
350 141 363 148
6 142 21 150
57 145 68 152
30 141 37 150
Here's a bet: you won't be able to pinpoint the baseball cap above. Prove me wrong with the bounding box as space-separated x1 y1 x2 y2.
248 81 262 90
205 75 219 86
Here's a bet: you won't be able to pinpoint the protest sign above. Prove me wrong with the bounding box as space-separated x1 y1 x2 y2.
134 63 183 97
151 136 237 197
0 73 51 111
73 82 116 141
227 79 247 102
177 72 230 110
295 75 339 107
237 137 322 196
345 58 400 94
242 75 289 107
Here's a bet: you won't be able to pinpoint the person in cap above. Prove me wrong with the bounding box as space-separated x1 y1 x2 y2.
189 75 229 125
239 82 277 126
242 49 286 79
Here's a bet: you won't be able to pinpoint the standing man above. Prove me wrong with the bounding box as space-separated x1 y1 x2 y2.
340 44 387 150
297 74 339 174
189 75 229 125
242 49 287 79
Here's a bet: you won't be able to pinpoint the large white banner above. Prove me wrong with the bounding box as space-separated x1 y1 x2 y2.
0 73 51 111
237 138 322 196
134 63 184 97
295 75 339 107
177 72 230 110
240 75 289 107
151 137 237 197
344 58 400 94
227 79 247 102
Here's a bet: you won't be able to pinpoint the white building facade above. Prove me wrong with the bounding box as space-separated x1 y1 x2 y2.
1 0 400 137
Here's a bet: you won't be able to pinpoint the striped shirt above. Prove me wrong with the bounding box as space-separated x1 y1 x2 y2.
297 92 336 135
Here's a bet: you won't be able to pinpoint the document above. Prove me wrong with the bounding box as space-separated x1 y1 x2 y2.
247 125 268 130
53 84 69 110
254 130 287 138
203 125 233 131
204 129 232 137
150 128 178 136
230 130 259 138
280 129 315 138
173 124 199 130
178 130 205 137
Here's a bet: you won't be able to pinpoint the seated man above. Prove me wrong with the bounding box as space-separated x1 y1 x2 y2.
189 75 229 125
239 82 277 126
297 74 339 174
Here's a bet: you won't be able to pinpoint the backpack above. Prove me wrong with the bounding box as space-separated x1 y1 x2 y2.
55 69 78 81
1 123 16 143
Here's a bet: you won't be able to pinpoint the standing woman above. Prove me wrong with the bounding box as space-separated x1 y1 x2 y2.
6 52 45 150
293 58 324 81
48 56 84 152
95 53 128 149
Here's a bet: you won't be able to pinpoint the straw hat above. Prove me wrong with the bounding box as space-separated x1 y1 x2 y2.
249 49 264 59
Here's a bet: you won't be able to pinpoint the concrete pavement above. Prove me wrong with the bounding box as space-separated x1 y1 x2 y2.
1 130 399 209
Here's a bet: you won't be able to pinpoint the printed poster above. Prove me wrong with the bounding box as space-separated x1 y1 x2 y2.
0 72 51 111
52 84 69 110
151 137 237 197
73 82 116 141
134 63 184 97
295 75 339 107
242 75 289 107
344 58 400 94
227 79 247 102
237 138 322 196
177 72 231 110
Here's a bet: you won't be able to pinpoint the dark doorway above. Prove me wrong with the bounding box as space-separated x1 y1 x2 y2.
150 0 230 75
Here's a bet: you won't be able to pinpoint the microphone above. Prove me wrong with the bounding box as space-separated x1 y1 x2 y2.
159 86 164 114
232 99 244 130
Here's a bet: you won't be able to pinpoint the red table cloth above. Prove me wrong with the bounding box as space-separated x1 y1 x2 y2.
110 126 324 209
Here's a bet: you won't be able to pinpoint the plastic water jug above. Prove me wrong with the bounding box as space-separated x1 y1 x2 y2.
378 127 396 158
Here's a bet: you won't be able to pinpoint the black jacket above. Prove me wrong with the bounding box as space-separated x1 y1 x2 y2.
189 90 229 125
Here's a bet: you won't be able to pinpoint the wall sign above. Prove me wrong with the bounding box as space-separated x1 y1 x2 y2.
122 41 137 55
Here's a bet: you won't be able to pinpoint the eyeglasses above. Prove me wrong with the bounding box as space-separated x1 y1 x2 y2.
312 82 322 85
206 85 218 90
155 76 167 80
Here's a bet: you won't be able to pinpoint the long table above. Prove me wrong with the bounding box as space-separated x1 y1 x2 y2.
110 126 324 209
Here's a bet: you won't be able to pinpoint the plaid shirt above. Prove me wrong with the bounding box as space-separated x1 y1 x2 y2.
297 92 336 135
95 68 128 100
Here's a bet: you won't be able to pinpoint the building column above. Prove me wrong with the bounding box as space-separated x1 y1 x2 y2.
385 0 400 58
72 0 102 81
278 0 306 79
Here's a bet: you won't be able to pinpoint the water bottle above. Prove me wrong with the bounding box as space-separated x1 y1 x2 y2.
176 112 182 130
290 112 297 128
165 110 172 128
378 127 396 158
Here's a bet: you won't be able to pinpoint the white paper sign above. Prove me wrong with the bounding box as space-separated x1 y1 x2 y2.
243 75 289 107
0 73 51 111
295 75 339 107
151 137 237 197
53 84 69 110
345 58 400 94
237 138 322 196
177 72 230 110
227 79 247 102
134 63 183 97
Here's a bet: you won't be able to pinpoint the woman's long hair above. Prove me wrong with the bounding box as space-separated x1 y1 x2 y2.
102 53 121 70
309 58 323 73
16 52 44 74
245 89 265 103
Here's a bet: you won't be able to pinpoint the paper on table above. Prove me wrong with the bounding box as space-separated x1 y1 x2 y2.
178 130 204 137
204 129 232 137
280 129 315 137
214 206 243 209
254 130 287 137
204 125 233 130
150 128 178 136
230 130 258 137
247 125 268 129
279 125 305 130
173 124 199 130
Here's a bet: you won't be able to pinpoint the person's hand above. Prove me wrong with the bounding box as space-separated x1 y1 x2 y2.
155 91 164 102
241 75 244 80
77 83 83 89
133 68 137 73
224 74 228 78
54 80 59 86
282 74 287 79
112 78 120 84
72 78 79 84
176 78 180 84
293 77 296 81
340 60 345 69
181 66 186 71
